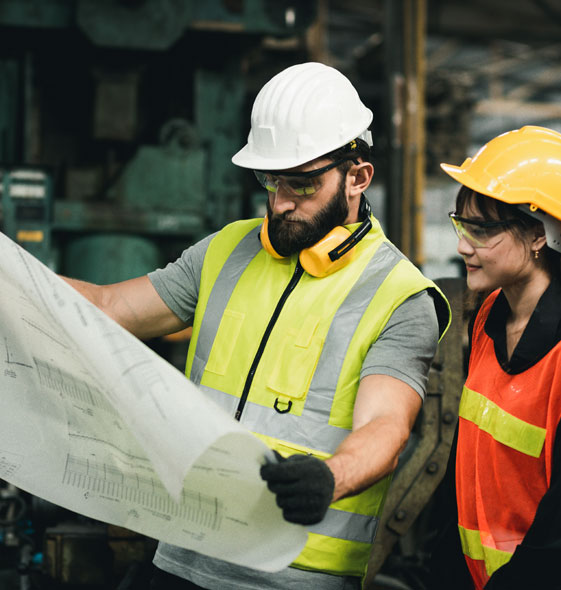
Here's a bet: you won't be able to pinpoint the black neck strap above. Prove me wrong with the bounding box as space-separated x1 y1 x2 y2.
328 195 372 262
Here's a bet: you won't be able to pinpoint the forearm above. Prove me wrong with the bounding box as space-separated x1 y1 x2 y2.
62 276 143 330
62 277 106 309
326 415 411 502
62 275 187 339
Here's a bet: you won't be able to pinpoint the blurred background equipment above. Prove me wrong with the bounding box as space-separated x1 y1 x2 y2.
0 0 317 282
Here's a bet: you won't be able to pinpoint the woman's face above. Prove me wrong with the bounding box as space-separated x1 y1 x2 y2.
456 199 537 293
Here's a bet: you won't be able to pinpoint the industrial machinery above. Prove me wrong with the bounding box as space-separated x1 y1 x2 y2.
0 0 317 280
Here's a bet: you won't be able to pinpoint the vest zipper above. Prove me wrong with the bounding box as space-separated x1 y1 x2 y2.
234 261 305 421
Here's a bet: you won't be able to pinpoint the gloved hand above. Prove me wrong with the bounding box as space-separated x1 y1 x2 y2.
260 452 335 525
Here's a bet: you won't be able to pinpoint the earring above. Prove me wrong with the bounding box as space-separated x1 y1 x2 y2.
534 249 540 260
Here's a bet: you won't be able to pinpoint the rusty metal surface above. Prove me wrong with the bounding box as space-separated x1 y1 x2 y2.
364 277 466 586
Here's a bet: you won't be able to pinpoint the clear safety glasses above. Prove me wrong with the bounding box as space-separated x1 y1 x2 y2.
448 212 520 248
254 157 357 197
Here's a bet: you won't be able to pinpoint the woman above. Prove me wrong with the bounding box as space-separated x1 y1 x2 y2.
429 125 561 589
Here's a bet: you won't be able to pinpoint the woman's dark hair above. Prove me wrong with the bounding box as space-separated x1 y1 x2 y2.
456 185 561 276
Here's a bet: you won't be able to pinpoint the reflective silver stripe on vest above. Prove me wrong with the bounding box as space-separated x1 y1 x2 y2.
302 242 399 423
190 226 262 385
309 507 379 544
199 384 240 414
199 383 348 450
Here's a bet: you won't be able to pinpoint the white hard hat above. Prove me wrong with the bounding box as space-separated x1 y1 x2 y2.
232 62 373 171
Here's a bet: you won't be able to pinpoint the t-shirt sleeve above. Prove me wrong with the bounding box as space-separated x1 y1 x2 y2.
360 289 439 400
147 233 215 325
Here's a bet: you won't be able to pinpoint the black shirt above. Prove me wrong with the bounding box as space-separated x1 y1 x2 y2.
485 276 561 374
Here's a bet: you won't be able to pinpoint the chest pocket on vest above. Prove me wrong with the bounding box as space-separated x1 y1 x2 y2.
204 309 244 375
267 314 324 401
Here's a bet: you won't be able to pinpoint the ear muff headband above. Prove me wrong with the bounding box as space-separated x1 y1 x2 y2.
259 196 372 278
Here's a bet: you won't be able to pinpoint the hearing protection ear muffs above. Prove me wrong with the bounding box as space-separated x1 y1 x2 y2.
260 195 372 278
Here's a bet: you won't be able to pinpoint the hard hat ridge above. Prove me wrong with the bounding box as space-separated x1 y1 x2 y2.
232 62 373 170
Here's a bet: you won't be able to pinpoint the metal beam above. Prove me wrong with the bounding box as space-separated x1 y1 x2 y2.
383 0 426 265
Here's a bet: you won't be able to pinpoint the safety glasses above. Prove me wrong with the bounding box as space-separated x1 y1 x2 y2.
254 157 358 197
448 212 520 248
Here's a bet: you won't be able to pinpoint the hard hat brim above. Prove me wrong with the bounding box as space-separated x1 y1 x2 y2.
231 146 313 171
440 162 495 199
232 122 373 171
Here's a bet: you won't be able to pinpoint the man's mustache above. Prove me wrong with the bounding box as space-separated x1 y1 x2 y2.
271 213 307 223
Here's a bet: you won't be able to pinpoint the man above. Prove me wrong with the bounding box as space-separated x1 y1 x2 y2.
66 62 450 589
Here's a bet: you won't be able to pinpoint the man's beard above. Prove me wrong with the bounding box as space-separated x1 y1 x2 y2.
266 177 349 257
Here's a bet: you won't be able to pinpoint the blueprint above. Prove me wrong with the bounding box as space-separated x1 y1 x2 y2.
0 232 307 571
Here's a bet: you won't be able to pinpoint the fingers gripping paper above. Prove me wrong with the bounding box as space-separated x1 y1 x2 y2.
0 233 307 571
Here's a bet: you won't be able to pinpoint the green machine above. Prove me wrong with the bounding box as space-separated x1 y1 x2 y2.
1 121 206 282
0 0 317 283
0 3 317 584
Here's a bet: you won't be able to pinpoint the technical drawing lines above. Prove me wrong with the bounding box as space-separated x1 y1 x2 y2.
0 451 23 479
62 454 223 530
35 358 114 413
93 318 156 380
21 316 70 350
4 337 33 368
66 431 146 463
94 322 172 420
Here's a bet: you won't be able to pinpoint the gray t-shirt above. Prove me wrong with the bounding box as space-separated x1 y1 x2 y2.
147 234 439 590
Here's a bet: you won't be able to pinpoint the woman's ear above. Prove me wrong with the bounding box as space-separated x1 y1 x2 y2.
347 162 374 197
532 228 548 252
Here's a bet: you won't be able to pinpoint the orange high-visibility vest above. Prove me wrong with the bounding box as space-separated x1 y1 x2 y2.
456 290 561 589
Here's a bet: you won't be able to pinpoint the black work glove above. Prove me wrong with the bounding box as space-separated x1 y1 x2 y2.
260 452 335 525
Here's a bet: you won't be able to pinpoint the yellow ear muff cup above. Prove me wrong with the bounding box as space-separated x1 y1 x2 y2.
299 226 355 278
261 215 359 276
259 214 285 259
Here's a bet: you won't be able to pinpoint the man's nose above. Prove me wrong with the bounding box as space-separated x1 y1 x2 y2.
270 188 296 215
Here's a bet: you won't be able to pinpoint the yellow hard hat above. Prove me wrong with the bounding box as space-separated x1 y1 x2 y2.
440 125 561 222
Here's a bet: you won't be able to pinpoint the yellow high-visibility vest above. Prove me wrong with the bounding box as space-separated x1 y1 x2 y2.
186 216 450 581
